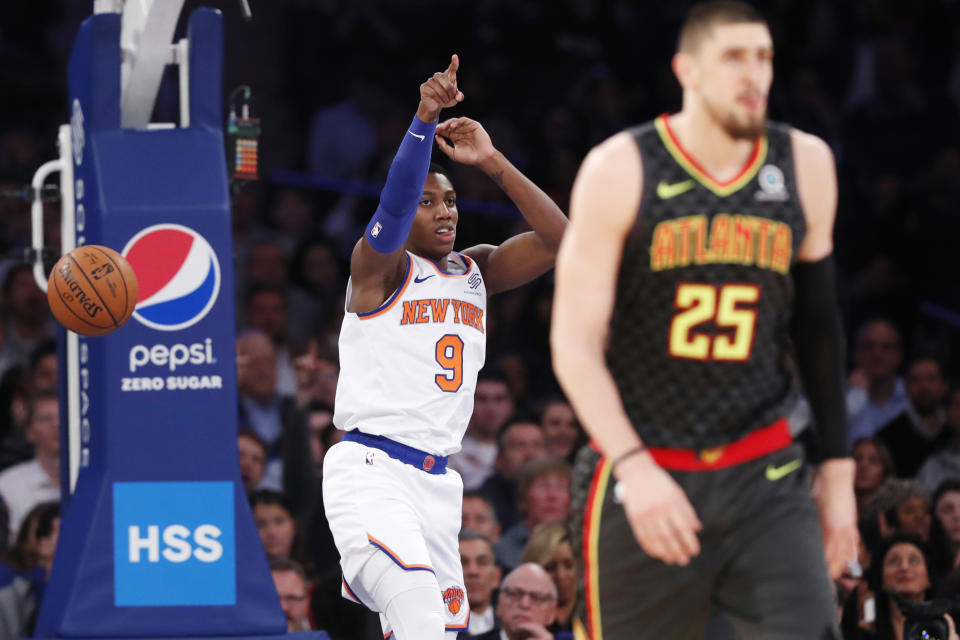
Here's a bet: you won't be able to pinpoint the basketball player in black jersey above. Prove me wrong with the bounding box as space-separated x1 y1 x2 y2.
552 3 857 639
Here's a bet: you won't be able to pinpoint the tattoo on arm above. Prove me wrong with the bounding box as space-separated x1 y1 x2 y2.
491 170 507 194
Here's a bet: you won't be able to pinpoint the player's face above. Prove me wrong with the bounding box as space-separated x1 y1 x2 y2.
688 23 773 139
459 539 500 608
936 492 960 545
882 542 930 598
462 497 501 543
541 402 580 459
254 503 297 557
544 541 577 607
852 440 885 492
896 497 932 541
408 172 458 260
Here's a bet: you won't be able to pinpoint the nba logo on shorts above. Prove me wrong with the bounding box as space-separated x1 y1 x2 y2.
113 481 236 606
122 224 221 331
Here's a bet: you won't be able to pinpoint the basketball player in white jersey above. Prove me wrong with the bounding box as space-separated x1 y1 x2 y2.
322 55 568 640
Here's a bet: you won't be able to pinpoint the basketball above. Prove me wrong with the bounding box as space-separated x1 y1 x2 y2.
47 245 139 337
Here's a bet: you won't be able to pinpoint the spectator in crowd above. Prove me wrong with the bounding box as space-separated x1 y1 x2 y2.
876 355 950 477
452 371 515 490
537 398 583 463
251 490 310 572
480 420 547 532
933 480 960 572
294 343 339 411
242 238 319 346
847 318 908 444
462 491 502 545
852 533 943 640
27 340 56 391
458 531 501 636
495 457 571 571
866 479 933 542
0 501 58 639
238 429 268 493
0 265 53 378
462 563 557 640
917 386 960 493
0 365 32 471
289 236 345 328
245 285 298 397
236 330 312 510
520 522 576 636
304 400 335 477
0 389 59 539
853 438 895 516
269 555 322 634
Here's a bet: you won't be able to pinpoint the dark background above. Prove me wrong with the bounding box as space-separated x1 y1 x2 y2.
2 0 960 388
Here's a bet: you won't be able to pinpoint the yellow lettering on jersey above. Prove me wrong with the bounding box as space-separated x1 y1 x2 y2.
650 214 793 274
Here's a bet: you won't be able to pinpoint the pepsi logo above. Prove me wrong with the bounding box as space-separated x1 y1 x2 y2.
122 225 221 331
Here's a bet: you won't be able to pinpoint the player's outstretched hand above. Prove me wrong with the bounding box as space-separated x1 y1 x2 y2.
615 453 702 566
435 117 496 167
814 458 859 580
417 54 464 123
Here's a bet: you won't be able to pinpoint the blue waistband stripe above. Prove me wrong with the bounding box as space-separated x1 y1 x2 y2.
343 431 448 474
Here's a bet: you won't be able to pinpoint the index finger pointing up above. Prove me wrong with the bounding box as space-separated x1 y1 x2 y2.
446 54 459 83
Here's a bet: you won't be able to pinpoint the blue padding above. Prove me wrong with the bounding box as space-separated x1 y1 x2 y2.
365 115 437 253
343 431 448 474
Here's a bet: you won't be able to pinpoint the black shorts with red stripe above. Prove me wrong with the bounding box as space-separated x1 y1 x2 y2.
568 431 839 640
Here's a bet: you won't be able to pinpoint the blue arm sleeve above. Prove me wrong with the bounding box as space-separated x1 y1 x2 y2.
364 115 437 253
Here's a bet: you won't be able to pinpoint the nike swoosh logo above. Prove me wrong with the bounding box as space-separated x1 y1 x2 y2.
408 131 426 141
414 274 434 283
656 179 696 199
765 458 802 481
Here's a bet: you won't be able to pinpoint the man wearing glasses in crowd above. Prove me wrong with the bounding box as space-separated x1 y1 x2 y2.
461 563 557 640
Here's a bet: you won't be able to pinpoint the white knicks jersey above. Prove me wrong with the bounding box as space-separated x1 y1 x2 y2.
334 251 487 456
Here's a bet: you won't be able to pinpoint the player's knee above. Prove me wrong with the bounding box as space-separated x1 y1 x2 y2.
385 586 446 640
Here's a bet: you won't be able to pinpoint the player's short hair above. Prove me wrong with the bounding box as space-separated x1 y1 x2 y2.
517 456 572 503
429 162 450 181
677 1 766 54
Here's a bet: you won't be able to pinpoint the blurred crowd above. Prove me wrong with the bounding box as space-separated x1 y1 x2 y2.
2 0 960 638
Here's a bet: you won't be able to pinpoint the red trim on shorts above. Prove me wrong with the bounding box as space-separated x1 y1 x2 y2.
647 419 791 471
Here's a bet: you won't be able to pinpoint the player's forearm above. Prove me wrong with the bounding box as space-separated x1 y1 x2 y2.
551 334 643 468
479 151 567 251
364 113 436 253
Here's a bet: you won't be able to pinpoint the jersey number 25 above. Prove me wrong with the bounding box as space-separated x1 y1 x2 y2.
669 283 760 362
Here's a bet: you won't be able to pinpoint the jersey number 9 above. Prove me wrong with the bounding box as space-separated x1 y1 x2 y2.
435 334 464 392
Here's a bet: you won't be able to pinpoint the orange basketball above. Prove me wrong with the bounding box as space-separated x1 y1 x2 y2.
47 245 139 337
